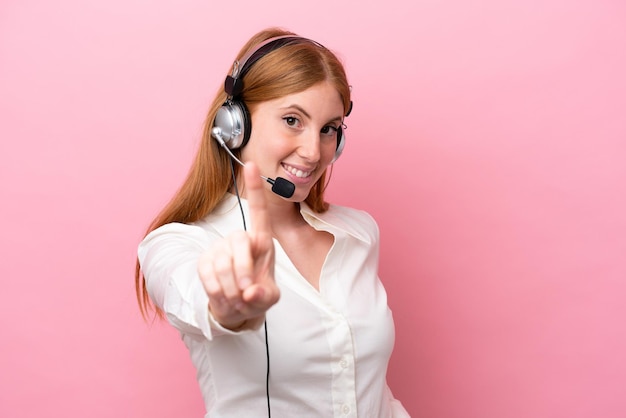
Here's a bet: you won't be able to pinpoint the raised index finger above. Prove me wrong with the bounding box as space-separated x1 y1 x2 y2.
243 162 272 239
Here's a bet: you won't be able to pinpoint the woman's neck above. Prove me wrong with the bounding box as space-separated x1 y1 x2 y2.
265 194 305 234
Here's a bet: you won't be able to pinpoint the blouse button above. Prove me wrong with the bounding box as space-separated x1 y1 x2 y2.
340 359 348 369
342 404 350 415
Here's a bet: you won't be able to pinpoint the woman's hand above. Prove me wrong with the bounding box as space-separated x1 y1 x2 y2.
198 162 280 330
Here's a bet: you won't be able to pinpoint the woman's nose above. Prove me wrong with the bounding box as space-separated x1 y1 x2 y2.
297 130 321 161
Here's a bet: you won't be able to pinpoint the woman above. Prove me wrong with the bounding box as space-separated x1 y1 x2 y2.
136 27 409 417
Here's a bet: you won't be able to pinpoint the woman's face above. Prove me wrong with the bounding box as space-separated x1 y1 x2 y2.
241 81 344 204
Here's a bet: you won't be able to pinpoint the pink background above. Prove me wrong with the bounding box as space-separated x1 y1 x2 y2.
1 0 625 417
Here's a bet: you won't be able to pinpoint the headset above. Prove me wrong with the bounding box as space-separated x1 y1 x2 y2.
211 35 352 163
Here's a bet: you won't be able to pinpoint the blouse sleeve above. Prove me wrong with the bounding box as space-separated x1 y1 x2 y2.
137 222 246 340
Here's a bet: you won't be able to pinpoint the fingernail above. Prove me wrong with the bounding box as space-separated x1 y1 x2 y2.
239 277 252 289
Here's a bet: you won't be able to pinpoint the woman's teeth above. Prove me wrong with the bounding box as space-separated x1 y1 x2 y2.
284 165 312 178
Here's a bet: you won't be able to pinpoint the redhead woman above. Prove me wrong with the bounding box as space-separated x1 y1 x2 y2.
136 27 410 417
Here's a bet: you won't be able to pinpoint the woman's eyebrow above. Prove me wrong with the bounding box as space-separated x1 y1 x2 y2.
281 104 343 124
281 104 311 119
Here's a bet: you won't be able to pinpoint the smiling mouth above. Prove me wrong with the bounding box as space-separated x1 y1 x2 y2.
282 163 314 179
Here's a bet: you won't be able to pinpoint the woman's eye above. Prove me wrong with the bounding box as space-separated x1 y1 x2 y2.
284 116 299 127
321 125 338 136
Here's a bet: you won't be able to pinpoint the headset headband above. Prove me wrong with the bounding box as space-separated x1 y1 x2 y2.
224 35 312 98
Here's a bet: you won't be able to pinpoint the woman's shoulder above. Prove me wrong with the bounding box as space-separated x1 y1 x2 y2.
140 222 211 252
326 204 377 225
141 196 241 249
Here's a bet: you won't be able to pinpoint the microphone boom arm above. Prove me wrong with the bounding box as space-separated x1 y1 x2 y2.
212 128 295 198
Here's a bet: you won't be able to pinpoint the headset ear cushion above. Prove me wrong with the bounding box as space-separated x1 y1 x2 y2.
333 126 346 163
236 101 252 148
213 101 252 149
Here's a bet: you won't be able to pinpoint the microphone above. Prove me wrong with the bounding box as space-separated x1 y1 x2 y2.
265 176 295 199
211 128 295 198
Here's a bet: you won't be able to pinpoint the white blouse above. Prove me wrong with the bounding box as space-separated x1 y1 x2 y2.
138 194 410 417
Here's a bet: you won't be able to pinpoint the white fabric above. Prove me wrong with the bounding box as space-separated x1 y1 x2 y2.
138 193 410 417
